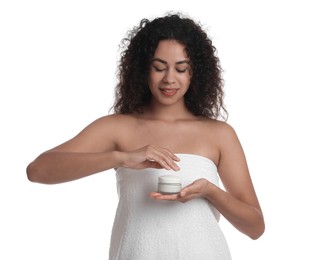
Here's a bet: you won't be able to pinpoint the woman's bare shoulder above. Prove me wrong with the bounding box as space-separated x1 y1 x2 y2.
202 118 236 134
89 113 139 127
200 118 239 146
52 114 139 152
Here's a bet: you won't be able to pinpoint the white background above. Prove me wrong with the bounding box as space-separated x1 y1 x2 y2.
1 0 320 259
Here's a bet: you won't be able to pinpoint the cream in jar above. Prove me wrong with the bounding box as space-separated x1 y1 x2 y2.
158 175 182 194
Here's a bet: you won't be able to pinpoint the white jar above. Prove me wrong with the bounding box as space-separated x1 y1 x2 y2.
158 175 182 194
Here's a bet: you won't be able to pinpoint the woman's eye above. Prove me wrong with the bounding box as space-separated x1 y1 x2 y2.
176 68 188 73
154 67 166 72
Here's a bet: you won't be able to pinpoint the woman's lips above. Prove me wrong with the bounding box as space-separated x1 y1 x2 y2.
159 88 178 97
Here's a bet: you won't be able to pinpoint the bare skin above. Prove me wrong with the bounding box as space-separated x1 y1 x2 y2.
27 40 265 240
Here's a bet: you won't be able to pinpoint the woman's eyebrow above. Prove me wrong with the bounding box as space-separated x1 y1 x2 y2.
176 60 189 65
151 58 189 65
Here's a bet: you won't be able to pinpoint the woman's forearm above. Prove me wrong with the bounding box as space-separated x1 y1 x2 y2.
26 150 123 184
205 182 265 239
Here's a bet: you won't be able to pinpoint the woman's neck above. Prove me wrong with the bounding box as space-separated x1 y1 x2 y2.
142 101 195 122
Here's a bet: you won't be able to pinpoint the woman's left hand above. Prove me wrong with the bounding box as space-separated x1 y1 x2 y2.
149 178 210 203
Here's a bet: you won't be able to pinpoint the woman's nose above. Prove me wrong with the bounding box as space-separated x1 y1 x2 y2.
163 69 176 84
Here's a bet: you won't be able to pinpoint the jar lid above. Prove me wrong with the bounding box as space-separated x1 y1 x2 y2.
158 175 181 184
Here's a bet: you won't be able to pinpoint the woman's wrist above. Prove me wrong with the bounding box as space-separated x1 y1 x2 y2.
202 179 219 201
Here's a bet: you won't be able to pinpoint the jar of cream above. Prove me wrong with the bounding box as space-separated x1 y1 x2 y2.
158 175 182 194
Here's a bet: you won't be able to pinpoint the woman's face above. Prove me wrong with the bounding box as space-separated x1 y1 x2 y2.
148 40 191 107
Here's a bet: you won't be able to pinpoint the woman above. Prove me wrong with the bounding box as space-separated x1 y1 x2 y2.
27 13 264 259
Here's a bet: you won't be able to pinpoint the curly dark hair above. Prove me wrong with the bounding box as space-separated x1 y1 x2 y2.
112 13 227 119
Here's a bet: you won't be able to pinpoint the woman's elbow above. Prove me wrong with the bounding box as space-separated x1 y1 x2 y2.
249 215 265 240
250 226 265 240
26 161 49 184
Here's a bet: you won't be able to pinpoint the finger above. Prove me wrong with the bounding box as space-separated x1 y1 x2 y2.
160 148 180 162
144 146 180 171
144 147 168 170
164 157 180 171
149 192 161 198
160 159 173 170
144 161 165 169
160 148 181 169
178 180 201 198
179 184 194 197
148 153 175 171
178 195 195 203
149 192 179 201
180 189 187 197
178 180 207 201
145 154 171 170
156 150 180 171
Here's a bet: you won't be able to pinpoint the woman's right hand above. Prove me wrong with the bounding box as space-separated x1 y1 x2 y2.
120 145 180 171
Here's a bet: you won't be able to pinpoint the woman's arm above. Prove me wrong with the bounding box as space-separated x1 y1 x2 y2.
150 122 265 239
26 150 123 184
203 180 264 240
27 115 180 184
212 123 265 239
26 115 120 184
